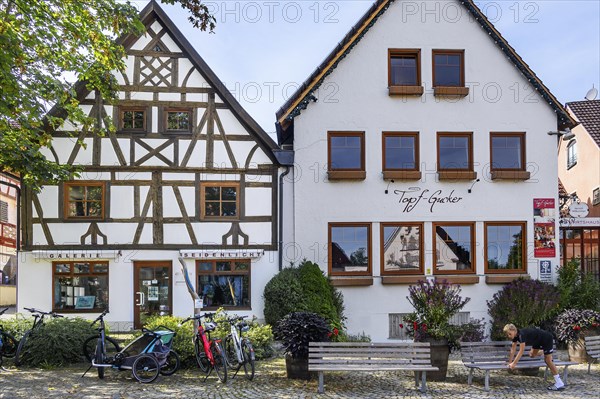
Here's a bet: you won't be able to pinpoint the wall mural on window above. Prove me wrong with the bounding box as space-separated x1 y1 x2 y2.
534 198 556 257
390 187 463 213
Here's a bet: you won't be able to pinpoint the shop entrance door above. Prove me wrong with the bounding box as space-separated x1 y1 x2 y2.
133 261 172 329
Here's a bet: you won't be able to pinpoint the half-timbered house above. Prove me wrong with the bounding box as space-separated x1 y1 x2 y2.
276 0 576 340
18 1 289 328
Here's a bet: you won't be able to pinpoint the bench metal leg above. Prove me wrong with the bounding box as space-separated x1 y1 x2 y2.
467 369 473 385
318 371 324 394
420 371 426 393
485 370 490 392
414 371 418 387
562 366 569 384
588 363 591 374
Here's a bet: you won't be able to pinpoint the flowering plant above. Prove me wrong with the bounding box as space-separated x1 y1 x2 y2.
554 308 600 346
404 279 470 349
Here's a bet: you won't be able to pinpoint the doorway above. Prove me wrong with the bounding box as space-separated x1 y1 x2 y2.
133 261 172 329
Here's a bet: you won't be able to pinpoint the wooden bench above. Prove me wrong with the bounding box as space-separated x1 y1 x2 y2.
308 341 438 393
584 335 600 373
460 341 577 391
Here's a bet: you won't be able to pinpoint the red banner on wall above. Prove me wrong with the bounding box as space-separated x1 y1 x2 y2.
534 198 556 258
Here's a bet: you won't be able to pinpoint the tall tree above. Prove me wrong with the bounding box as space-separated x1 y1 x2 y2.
0 0 215 191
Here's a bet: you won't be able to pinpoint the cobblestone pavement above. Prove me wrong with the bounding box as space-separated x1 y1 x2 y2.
0 353 598 398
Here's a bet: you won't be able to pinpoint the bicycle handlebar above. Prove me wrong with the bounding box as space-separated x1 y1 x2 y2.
23 307 62 317
180 312 217 325
91 309 109 326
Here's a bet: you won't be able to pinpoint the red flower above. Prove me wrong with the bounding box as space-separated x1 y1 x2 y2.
399 323 404 329
422 324 428 332
333 328 339 336
573 325 581 331
327 332 332 338
592 323 599 328
413 321 418 330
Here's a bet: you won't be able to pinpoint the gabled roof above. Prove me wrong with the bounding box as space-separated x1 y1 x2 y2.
46 0 283 164
566 100 600 148
275 0 576 136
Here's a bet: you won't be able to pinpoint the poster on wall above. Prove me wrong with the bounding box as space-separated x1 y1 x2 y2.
534 198 556 258
539 260 552 283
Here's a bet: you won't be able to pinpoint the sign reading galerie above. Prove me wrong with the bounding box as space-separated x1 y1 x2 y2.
393 187 463 213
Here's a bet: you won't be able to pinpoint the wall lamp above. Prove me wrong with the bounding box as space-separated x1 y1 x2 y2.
547 128 575 141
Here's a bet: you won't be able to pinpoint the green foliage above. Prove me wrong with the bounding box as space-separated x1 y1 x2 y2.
0 314 33 339
459 318 487 342
15 317 95 367
487 278 560 340
138 315 197 368
245 322 274 359
0 0 214 191
557 259 600 311
276 312 330 359
404 279 470 350
344 331 371 343
263 260 346 333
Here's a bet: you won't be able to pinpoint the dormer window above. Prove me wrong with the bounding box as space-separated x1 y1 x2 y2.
388 49 423 96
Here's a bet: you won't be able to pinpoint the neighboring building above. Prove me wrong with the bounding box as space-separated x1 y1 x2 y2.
18 1 288 329
276 0 575 341
0 172 18 306
558 98 600 280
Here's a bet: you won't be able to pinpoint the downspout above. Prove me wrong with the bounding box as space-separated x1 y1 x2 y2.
278 166 291 271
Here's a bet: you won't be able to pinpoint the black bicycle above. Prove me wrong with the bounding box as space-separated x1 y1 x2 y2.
0 307 18 368
82 309 121 378
14 307 63 366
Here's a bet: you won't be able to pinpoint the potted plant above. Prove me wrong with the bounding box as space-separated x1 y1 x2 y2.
554 308 600 363
404 279 470 381
276 312 331 379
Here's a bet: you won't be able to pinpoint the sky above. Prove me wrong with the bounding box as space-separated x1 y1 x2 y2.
130 0 600 136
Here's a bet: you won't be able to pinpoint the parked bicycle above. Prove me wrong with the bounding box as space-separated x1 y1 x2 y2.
83 309 180 383
14 307 63 366
223 315 255 380
0 307 18 368
180 312 227 382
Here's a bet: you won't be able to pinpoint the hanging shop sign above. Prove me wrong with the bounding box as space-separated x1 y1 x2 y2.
180 249 265 259
533 198 556 258
569 202 589 218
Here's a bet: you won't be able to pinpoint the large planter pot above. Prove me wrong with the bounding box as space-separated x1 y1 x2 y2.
285 353 314 380
423 339 450 381
568 338 592 363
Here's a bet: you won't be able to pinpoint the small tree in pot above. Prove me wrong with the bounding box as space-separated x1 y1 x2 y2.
276 312 330 379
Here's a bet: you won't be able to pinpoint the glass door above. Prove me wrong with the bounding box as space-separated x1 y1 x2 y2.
133 261 172 329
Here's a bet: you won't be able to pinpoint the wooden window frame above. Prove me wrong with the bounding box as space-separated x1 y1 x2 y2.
52 261 109 313
388 49 423 95
380 222 424 276
432 222 476 275
382 132 421 180
163 107 193 133
484 221 527 274
327 131 366 180
567 140 577 169
196 259 251 310
200 182 240 220
119 106 149 133
63 182 106 220
437 132 474 175
432 49 468 97
329 222 372 277
490 132 530 180
593 187 600 206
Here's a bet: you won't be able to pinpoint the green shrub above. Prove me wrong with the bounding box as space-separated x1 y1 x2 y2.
263 260 346 332
487 278 560 340
15 317 96 367
0 314 33 339
276 312 330 358
459 318 487 342
557 259 600 310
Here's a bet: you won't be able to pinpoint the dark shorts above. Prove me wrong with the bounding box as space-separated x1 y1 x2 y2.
532 334 554 355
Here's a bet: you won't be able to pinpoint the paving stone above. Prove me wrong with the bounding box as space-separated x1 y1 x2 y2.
0 351 597 398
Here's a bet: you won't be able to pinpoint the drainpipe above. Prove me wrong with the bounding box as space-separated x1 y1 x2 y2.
278 166 290 271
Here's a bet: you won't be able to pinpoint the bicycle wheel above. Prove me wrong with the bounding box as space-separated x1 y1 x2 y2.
241 340 255 381
83 335 121 363
211 341 227 383
0 331 18 358
223 335 240 369
95 340 105 379
132 354 160 383
194 338 209 372
14 330 31 366
159 350 180 376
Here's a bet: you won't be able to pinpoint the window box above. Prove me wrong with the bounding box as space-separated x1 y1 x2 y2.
197 260 251 309
329 223 371 277
328 132 365 180
438 171 478 180
485 274 530 284
330 277 374 287
383 170 422 180
433 86 469 97
389 85 424 96
435 275 479 284
381 276 424 285
63 182 106 220
490 171 530 180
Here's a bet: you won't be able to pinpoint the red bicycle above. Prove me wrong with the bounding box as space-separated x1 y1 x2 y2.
180 312 227 382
